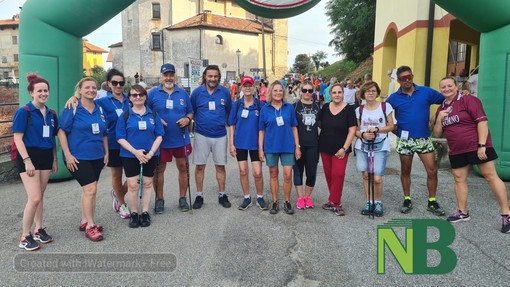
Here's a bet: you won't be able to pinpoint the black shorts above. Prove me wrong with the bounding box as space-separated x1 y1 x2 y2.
67 158 104 187
107 149 123 168
121 156 159 178
449 147 498 169
16 147 53 173
235 149 260 162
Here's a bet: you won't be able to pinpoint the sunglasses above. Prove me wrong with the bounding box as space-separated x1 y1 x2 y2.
301 88 314 93
130 93 146 98
398 74 413 82
111 80 126 87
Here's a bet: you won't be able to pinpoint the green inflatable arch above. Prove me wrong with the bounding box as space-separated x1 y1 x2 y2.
18 0 135 179
433 0 510 180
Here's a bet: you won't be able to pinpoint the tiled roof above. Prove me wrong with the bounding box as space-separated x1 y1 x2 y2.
0 15 19 27
83 41 108 53
167 13 273 34
109 42 123 48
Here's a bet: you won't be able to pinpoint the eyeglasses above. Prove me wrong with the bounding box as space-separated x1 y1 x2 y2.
398 74 413 82
365 90 378 94
301 88 314 93
130 93 146 98
111 80 126 87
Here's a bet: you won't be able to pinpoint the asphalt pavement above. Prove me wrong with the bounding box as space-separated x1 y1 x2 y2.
1 131 509 286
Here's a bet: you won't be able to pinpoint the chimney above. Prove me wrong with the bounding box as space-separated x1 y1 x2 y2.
203 10 212 24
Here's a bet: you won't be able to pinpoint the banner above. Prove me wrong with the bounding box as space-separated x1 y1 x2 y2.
235 0 321 18
188 58 203 93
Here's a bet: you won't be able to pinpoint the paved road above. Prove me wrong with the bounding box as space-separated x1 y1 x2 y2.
1 135 509 286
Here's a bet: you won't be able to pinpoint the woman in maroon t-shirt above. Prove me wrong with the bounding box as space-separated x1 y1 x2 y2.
433 76 509 233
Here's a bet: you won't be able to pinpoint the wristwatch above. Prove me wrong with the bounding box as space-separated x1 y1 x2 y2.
478 143 486 148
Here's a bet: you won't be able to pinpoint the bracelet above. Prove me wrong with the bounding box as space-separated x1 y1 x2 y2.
340 147 346 151
186 116 192 122
375 127 380 133
23 157 31 162
361 132 365 139
478 143 486 148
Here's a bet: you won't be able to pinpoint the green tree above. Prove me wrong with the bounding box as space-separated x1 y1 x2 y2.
311 51 327 71
326 0 376 64
292 54 313 74
89 66 108 89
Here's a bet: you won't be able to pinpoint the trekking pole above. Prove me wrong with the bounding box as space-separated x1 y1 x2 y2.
139 162 144 199
367 139 375 219
370 140 375 219
154 157 159 209
182 127 193 214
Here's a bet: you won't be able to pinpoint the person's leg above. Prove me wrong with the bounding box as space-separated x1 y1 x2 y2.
33 170 51 230
293 156 305 198
126 176 139 213
252 161 263 196
269 166 279 202
215 165 226 192
418 152 438 198
238 161 250 195
82 182 98 228
175 158 188 197
478 161 510 214
450 166 469 212
20 171 42 237
111 166 127 205
304 146 319 197
329 154 349 206
283 165 293 201
320 153 332 196
154 161 167 200
195 164 206 192
399 154 414 197
142 176 153 212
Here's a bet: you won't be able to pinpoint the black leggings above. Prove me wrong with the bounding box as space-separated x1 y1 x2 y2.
293 145 319 187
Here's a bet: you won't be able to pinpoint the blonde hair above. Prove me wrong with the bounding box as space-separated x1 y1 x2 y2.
267 80 284 103
73 77 97 99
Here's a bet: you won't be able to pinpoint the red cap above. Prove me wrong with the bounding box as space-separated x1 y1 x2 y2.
241 76 254 86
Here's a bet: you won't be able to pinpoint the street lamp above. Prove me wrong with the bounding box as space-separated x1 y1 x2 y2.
236 49 241 77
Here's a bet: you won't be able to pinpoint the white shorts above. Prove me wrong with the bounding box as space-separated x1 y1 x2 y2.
192 133 227 165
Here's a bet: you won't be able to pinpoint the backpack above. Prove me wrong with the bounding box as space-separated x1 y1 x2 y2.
11 105 57 161
358 102 387 125
358 102 388 151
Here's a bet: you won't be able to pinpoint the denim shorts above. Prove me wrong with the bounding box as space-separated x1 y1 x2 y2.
355 149 388 176
265 153 295 167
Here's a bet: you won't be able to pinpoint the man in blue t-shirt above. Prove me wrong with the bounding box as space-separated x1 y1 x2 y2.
147 64 194 213
386 65 445 216
190 65 232 209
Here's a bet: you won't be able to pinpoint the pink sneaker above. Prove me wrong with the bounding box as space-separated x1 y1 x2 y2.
85 225 104 242
304 196 314 208
79 221 103 232
296 197 306 210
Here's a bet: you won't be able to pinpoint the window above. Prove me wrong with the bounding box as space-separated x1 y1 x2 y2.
151 33 161 50
184 63 190 78
2 56 7 63
448 41 466 63
3 72 8 79
12 36 17 45
215 35 223 45
14 54 18 62
152 3 161 19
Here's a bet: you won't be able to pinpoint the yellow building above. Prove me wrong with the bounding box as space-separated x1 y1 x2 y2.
373 0 480 96
82 39 108 76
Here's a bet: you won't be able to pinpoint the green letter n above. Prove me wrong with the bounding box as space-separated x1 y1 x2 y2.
377 223 413 274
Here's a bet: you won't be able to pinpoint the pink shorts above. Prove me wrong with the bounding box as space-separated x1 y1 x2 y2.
159 144 192 162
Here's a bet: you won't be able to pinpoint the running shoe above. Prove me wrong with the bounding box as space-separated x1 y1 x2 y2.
154 199 165 214
333 205 345 216
361 202 374 215
85 225 104 241
447 209 470 223
79 222 103 232
192 196 204 209
296 197 305 210
427 200 446 216
19 233 41 251
179 197 190 212
304 196 314 208
256 197 268 210
283 201 295 215
129 212 140 228
140 212 151 227
112 189 119 212
270 201 279 215
238 197 252 210
374 202 384 217
219 194 232 208
501 214 510 233
119 203 130 218
322 202 335 211
34 228 53 244
400 199 413 214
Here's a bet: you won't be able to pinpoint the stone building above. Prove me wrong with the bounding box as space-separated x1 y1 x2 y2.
111 0 288 86
0 14 19 81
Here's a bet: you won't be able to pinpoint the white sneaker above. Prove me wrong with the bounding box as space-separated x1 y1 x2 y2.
119 204 130 219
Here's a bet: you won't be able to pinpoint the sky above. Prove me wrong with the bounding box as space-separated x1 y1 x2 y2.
0 0 339 69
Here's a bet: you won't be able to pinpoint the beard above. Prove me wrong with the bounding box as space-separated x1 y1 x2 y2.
207 80 218 90
164 82 174 89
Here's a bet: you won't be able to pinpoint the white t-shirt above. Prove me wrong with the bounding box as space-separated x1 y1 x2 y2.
344 87 357 105
354 102 394 152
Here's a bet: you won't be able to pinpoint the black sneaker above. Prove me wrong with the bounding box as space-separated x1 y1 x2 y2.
400 199 413 214
179 197 190 212
238 197 252 210
427 200 446 216
193 196 204 209
256 197 268 210
501 214 510 233
154 199 165 214
34 228 53 244
447 209 470 223
140 212 151 227
283 201 294 215
219 194 232 208
129 212 140 228
19 233 40 251
270 201 279 215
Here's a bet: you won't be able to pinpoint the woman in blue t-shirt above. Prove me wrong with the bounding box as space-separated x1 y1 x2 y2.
117 85 164 228
13 74 58 251
58 77 108 242
259 80 301 215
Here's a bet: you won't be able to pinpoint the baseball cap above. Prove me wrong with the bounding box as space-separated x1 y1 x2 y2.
160 64 175 74
241 76 254 86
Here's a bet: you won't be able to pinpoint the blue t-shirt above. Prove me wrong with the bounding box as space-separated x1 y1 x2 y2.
259 102 298 154
116 107 165 158
190 84 232 138
227 98 261 150
95 92 129 150
319 82 327 96
386 84 444 138
12 102 58 150
147 84 193 148
59 100 107 161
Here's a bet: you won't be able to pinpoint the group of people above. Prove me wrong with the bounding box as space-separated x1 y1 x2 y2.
13 64 510 251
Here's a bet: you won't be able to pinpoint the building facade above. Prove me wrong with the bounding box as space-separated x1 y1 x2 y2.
0 14 19 81
82 39 108 76
114 0 288 86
